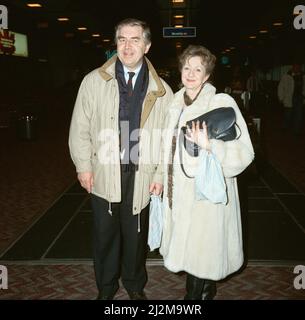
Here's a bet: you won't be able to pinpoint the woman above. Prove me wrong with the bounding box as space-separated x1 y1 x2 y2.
159 45 254 300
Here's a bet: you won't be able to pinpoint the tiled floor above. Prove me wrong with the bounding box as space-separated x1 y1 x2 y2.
0 264 304 300
0 91 304 300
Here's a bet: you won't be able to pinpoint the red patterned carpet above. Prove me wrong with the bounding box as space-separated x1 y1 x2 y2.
0 94 76 253
0 264 304 300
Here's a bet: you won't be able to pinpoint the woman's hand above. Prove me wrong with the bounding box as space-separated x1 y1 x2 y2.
185 120 211 152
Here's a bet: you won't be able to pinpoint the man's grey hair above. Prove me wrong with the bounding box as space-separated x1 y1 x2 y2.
114 18 151 45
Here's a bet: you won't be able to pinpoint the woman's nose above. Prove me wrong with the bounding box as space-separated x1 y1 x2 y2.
188 69 195 77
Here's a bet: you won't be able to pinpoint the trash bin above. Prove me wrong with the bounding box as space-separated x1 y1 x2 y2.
17 114 38 140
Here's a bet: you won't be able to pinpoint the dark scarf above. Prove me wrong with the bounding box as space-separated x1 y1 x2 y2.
115 58 149 165
183 83 205 106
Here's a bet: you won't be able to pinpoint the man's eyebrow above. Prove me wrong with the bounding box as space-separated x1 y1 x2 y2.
118 36 141 40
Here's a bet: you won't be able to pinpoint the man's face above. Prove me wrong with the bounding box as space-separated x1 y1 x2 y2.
116 25 151 71
292 64 301 74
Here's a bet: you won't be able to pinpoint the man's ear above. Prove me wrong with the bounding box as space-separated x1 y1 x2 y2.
144 42 151 54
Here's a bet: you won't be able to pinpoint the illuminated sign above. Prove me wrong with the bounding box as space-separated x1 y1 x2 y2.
163 27 196 38
105 49 116 60
0 30 28 57
221 56 229 65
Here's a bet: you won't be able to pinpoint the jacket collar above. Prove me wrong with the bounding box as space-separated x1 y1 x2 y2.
171 82 216 110
168 83 216 128
98 54 166 97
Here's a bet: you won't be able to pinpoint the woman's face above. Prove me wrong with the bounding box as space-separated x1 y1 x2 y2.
181 56 210 94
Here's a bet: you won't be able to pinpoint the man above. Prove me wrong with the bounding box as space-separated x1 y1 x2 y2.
246 69 263 115
69 18 173 300
278 64 305 135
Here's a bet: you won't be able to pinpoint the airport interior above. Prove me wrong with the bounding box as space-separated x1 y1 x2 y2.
0 0 305 300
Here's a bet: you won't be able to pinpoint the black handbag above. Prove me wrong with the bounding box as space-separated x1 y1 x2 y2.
179 107 240 177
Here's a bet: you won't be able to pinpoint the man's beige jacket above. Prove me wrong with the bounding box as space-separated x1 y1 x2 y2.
69 55 173 214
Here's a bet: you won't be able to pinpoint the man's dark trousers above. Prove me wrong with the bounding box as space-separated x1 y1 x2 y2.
91 166 149 297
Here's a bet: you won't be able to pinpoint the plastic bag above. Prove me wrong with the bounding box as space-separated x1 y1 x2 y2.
195 151 227 204
148 195 163 251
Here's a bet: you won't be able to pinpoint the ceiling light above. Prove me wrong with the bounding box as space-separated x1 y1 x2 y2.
103 39 111 42
259 30 268 33
37 22 48 28
174 15 184 19
92 34 101 37
27 3 42 8
65 33 74 38
172 0 184 3
249 35 257 39
57 18 69 22
77 27 87 31
174 25 183 28
273 22 283 26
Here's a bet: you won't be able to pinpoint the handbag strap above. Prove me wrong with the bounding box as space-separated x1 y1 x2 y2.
179 130 195 178
235 123 241 139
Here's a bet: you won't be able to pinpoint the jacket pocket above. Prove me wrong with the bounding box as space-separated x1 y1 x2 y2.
140 164 158 174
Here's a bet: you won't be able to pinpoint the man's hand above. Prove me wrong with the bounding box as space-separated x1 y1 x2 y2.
149 183 163 196
77 172 94 193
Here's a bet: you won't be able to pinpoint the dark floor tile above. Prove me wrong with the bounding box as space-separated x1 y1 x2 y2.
66 182 87 194
260 163 300 194
46 213 162 260
248 198 284 212
79 198 92 211
245 211 305 261
248 187 274 198
147 249 162 260
246 178 266 187
0 195 86 260
277 194 305 229
238 172 265 188
45 212 92 259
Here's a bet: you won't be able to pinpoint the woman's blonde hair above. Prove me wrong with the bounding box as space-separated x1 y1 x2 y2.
179 45 216 75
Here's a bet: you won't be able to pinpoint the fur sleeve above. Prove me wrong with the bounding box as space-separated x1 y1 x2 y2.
209 94 255 178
